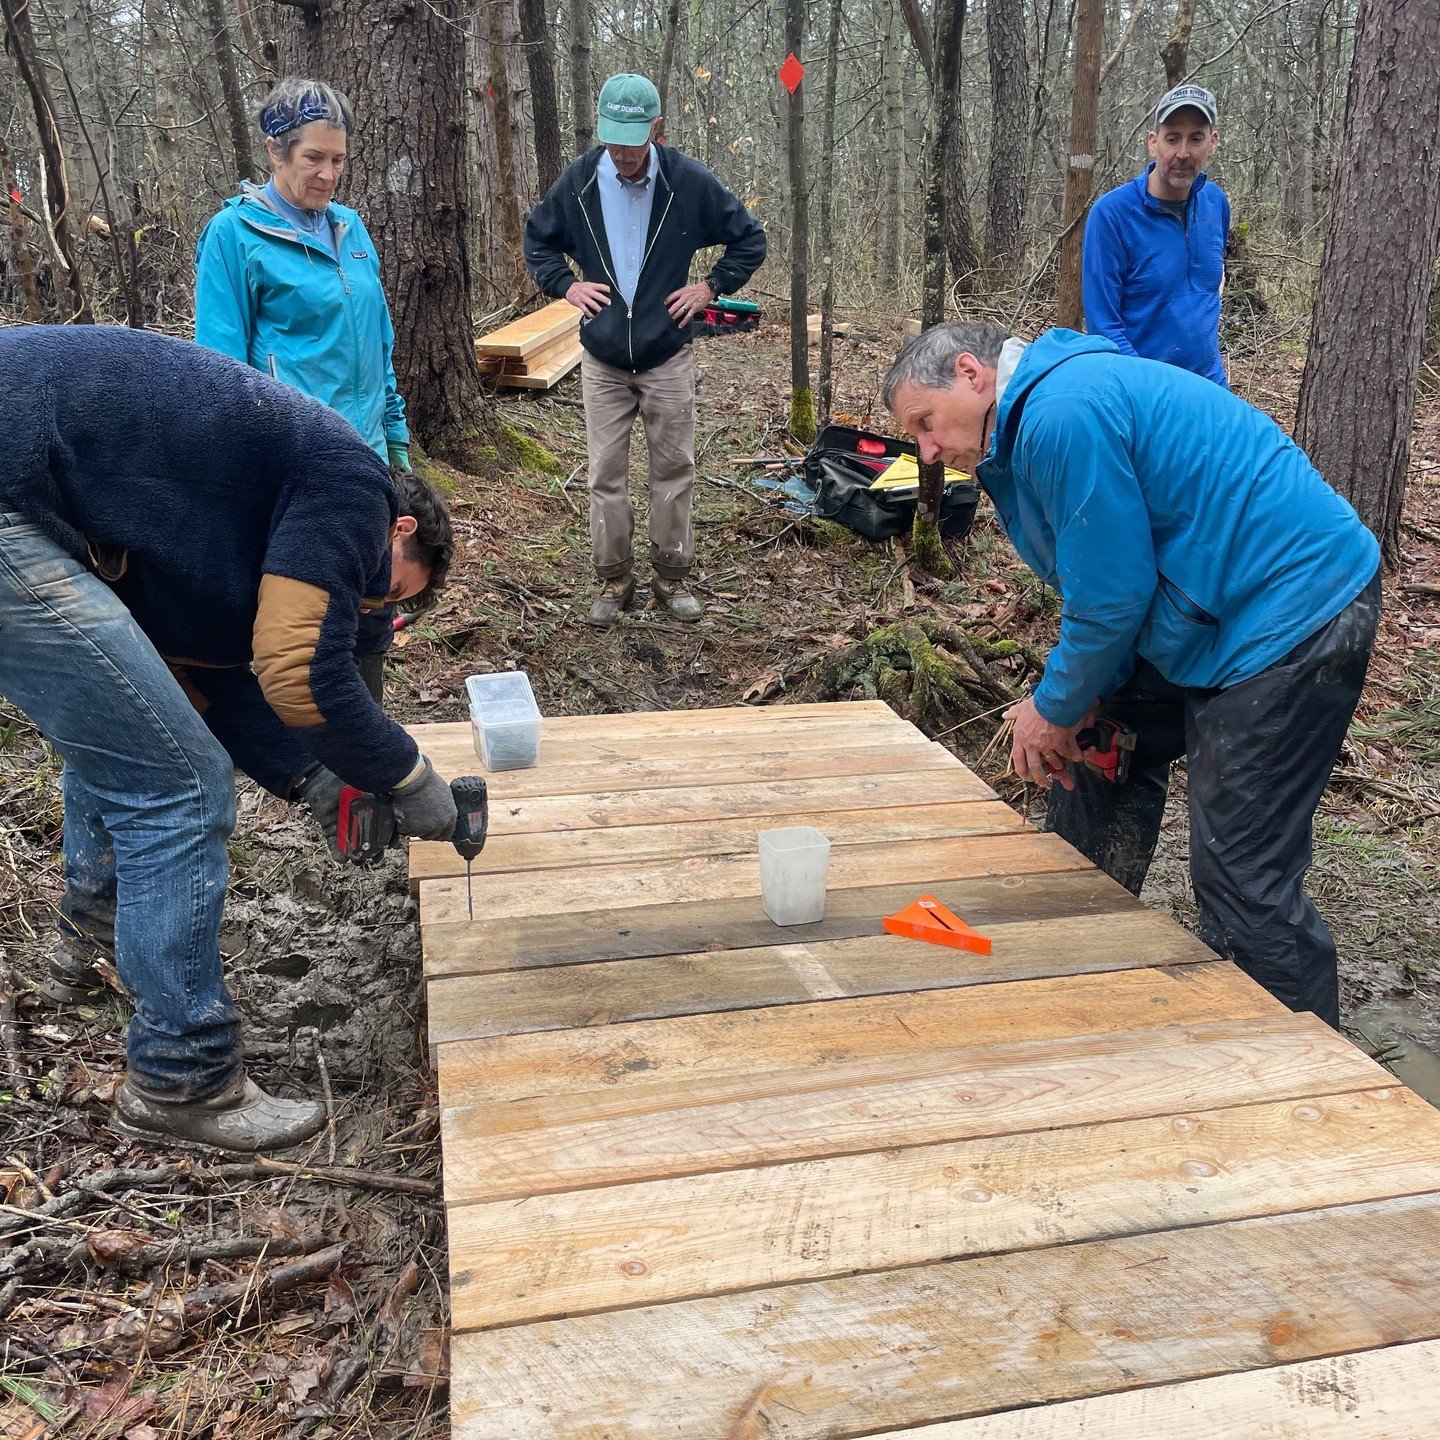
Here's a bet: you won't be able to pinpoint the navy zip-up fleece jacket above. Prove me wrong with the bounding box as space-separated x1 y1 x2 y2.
0 326 419 796
1081 165 1230 386
524 144 766 373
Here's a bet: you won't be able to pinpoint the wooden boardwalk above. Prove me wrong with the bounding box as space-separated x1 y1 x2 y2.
409 700 1440 1439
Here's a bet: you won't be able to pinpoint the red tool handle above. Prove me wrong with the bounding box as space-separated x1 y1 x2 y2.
337 785 392 861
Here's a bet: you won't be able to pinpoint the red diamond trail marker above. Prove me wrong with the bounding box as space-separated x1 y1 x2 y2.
778 52 805 94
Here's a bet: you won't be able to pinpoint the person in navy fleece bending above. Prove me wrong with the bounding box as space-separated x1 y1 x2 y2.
0 326 456 1153
884 321 1380 1031
1082 85 1230 386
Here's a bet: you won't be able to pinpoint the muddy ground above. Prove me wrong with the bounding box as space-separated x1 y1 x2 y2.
2 316 1439 1437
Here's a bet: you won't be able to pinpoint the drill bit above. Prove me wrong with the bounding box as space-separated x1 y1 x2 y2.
466 856 474 921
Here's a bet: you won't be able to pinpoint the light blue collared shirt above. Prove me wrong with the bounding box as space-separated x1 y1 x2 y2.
263 176 336 257
596 145 657 307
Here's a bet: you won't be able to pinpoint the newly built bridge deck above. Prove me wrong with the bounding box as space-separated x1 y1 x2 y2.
408 700 1440 1438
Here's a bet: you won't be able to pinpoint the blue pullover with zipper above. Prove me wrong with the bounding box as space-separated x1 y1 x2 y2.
193 182 408 460
976 330 1379 727
1081 164 1230 386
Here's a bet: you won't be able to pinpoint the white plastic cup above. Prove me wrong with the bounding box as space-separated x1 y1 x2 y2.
759 826 831 926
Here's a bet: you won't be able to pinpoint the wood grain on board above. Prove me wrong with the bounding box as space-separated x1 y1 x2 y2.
450 1194 1440 1438
448 1087 1440 1330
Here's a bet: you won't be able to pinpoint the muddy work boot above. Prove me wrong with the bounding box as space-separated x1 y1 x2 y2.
36 916 117 1006
586 575 636 627
114 1072 327 1154
652 577 703 622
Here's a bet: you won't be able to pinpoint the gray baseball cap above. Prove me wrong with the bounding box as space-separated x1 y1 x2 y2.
1154 84 1218 128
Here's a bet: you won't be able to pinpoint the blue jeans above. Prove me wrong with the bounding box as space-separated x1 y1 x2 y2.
0 513 243 1097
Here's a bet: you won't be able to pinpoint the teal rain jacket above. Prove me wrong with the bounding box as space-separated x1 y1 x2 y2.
976 329 1380 726
194 183 408 459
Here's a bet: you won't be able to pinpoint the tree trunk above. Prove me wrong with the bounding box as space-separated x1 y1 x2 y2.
1294 0 1440 563
944 115 982 295
275 0 505 466
0 125 44 321
880 2 904 291
200 0 258 182
518 0 564 193
656 0 682 116
814 0 841 427
473 0 533 309
984 0 1028 280
784 0 814 443
0 0 92 321
1160 0 1199 88
144 0 186 223
913 0 964 577
568 0 595 151
1055 0 1103 330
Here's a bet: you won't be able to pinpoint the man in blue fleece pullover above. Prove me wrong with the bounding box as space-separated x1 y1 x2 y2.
1082 84 1230 385
0 326 458 1152
885 321 1380 1029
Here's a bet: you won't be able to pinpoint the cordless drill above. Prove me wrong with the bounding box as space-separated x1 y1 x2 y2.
337 776 490 918
1074 718 1137 784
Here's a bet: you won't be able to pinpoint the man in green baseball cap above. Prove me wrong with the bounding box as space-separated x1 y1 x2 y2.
525 73 767 625
596 73 662 147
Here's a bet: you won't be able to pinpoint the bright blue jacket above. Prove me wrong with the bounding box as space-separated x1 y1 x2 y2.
1082 165 1229 386
194 183 408 458
976 331 1380 727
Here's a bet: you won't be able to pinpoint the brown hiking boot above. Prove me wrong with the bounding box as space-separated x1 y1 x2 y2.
652 577 703 622
114 1072 327 1154
586 575 636 627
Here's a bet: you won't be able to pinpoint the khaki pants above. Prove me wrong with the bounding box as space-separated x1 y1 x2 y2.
580 346 697 582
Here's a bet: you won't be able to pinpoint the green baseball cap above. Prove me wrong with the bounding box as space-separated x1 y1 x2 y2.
597 73 661 145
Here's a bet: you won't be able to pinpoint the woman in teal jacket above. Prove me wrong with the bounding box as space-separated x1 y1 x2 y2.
195 76 410 693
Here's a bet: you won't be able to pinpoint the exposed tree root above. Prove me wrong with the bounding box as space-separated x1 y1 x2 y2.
797 618 1038 730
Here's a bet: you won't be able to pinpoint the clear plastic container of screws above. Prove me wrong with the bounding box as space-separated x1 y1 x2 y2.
466 671 541 771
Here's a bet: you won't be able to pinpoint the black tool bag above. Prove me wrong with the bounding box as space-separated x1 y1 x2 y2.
803 425 980 543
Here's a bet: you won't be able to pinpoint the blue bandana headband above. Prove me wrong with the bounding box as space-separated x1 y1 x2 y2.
260 93 339 140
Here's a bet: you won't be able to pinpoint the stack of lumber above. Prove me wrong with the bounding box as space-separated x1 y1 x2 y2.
475 300 582 390
807 311 854 344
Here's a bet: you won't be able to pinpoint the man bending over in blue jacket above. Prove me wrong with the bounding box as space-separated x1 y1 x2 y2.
884 322 1380 1028
1 326 458 1152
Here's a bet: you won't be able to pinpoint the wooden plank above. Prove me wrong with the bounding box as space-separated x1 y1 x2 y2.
439 961 1274 1111
448 1193 1440 1439
411 701 903 751
439 1008 1367 1204
423 869 1140 980
475 298 581 358
417 714 931 777
412 798 1024 883
886 1339 1440 1438
448 1086 1440 1330
432 741 965 802
437 960 1278 1117
493 341 582 390
425 906 1216 1044
419 829 1092 924
413 770 999 847
496 326 583 374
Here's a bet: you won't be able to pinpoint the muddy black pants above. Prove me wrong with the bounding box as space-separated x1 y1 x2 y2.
1047 573 1381 1029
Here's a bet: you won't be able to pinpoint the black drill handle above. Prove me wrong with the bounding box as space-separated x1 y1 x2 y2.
450 775 489 860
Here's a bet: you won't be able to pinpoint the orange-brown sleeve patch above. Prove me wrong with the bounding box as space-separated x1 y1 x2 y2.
253 574 329 728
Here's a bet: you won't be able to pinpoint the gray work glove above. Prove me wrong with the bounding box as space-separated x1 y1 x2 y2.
294 765 347 860
390 757 458 840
